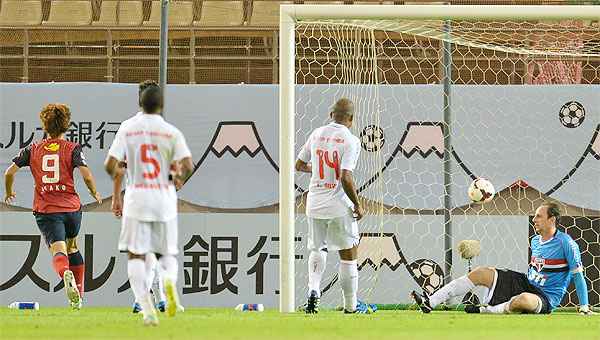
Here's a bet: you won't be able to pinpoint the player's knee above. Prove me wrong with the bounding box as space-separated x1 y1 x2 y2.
338 246 357 261
49 241 67 255
66 238 78 253
468 267 495 286
128 252 145 260
510 294 538 312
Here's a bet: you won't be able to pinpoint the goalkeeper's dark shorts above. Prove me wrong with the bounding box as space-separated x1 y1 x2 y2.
488 268 551 314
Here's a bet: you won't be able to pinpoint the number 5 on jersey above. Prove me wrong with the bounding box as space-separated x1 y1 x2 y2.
141 144 160 179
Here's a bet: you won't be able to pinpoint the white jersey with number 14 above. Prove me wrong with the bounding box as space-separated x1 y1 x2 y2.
108 114 192 222
298 122 361 219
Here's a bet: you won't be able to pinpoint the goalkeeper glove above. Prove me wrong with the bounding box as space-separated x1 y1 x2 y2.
578 305 594 315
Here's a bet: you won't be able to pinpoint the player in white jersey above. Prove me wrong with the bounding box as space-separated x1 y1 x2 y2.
111 80 173 315
296 98 365 314
104 85 193 326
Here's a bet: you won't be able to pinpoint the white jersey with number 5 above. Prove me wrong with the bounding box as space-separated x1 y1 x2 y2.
108 114 192 222
298 122 361 219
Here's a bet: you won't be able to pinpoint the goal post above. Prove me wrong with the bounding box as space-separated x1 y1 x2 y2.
279 5 600 313
279 9 296 313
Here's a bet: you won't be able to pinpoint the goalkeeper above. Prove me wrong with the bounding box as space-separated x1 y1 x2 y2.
412 202 593 315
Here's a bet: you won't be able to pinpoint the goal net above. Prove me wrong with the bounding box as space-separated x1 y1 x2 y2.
285 6 600 310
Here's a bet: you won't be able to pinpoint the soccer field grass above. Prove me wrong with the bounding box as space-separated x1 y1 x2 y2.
1 308 599 340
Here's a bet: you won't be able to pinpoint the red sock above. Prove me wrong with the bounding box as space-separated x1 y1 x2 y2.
52 253 69 279
68 251 85 297
70 264 85 296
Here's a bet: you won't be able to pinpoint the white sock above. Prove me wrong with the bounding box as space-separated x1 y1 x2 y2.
308 250 327 296
128 258 152 316
482 302 509 314
429 275 476 308
145 254 157 302
339 260 358 311
152 264 166 302
159 255 178 284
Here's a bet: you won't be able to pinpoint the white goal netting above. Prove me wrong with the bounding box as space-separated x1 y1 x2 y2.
293 17 600 309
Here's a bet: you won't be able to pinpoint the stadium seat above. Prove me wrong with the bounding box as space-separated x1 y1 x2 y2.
0 0 43 26
43 0 92 26
250 1 291 27
353 1 395 4
195 1 244 26
301 1 344 4
94 0 119 25
144 0 194 26
93 1 144 26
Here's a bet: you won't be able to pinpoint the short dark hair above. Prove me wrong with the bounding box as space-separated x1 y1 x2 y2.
140 85 163 114
39 103 71 138
139 80 158 106
541 201 561 223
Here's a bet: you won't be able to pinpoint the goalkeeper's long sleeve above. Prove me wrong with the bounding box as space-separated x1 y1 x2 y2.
572 271 589 306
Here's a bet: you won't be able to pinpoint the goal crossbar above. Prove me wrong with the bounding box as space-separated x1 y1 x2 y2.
281 5 600 21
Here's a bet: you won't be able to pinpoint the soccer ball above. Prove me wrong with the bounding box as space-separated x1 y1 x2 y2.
409 259 444 295
359 125 385 152
468 178 495 203
559 101 585 128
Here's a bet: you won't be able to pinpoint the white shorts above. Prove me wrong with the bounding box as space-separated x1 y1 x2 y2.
307 212 359 252
119 217 178 255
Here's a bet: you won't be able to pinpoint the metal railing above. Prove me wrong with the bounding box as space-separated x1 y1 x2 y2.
0 26 279 83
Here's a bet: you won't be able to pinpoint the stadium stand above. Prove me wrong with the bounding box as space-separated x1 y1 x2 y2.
249 1 290 27
0 0 43 26
0 0 598 84
195 1 245 26
42 0 93 26
144 0 194 26
93 0 144 26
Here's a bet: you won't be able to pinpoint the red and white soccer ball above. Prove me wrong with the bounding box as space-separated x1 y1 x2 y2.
467 178 495 203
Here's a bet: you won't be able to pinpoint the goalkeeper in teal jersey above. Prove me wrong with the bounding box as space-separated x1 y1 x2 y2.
412 202 593 315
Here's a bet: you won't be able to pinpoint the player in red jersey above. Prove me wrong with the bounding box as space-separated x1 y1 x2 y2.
4 103 102 309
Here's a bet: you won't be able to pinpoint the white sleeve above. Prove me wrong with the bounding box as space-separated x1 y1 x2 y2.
173 130 192 161
340 136 360 171
297 134 312 163
107 128 126 161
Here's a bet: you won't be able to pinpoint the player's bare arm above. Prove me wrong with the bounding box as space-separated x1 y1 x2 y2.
111 163 125 217
3 163 19 204
340 169 363 220
104 155 122 179
78 166 102 204
175 157 194 184
295 159 312 173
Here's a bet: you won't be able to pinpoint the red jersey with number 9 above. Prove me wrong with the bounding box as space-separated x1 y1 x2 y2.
12 138 86 213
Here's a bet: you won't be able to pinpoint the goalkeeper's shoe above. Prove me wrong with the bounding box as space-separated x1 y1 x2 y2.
132 302 142 314
305 290 320 314
578 305 595 315
411 290 433 313
464 304 482 314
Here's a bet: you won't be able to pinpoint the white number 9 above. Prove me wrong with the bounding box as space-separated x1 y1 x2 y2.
42 154 60 184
